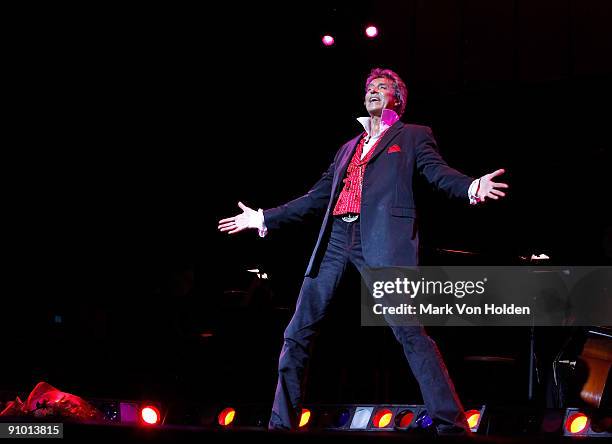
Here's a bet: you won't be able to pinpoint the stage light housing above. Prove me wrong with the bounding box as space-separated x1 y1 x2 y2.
565 411 589 435
141 405 161 425
299 408 311 428
371 408 393 428
415 410 434 429
465 407 486 432
562 409 612 437
218 407 236 427
394 409 416 429
350 406 374 429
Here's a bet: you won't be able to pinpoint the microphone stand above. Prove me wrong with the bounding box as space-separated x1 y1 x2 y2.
521 253 550 402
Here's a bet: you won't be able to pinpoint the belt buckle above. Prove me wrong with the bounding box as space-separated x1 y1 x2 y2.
341 214 359 222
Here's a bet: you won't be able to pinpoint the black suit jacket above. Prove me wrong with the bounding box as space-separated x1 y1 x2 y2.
264 121 474 276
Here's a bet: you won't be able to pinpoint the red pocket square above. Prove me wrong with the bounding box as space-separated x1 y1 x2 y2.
387 144 401 153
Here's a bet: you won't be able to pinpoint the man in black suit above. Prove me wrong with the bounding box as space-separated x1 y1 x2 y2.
218 68 508 434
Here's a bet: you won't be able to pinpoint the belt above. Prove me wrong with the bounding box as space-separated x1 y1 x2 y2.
339 213 359 222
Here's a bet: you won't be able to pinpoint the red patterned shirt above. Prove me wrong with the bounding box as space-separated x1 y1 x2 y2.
333 133 385 216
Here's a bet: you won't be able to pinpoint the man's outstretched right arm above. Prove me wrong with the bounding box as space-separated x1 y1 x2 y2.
217 161 335 236
263 161 335 230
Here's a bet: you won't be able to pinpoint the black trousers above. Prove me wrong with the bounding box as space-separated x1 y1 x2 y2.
269 217 469 433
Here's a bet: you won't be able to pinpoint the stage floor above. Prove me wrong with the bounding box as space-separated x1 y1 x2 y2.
47 422 604 443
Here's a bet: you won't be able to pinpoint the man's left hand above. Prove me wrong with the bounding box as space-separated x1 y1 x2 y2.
477 169 509 201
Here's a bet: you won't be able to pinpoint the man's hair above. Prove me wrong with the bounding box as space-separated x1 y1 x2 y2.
365 68 408 117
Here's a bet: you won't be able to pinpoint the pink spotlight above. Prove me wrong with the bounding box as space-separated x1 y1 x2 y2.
322 35 335 46
365 25 378 38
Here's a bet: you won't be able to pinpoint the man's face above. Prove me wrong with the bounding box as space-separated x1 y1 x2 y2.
365 77 397 117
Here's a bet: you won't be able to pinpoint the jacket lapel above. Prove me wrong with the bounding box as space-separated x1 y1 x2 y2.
333 134 361 184
328 121 403 204
367 120 404 163
329 134 361 202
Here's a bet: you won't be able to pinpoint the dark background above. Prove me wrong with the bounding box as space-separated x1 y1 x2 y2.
2 0 611 418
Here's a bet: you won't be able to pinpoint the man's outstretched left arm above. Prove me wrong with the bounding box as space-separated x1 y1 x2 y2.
415 127 508 203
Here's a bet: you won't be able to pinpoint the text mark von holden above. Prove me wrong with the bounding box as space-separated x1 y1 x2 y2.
373 303 531 316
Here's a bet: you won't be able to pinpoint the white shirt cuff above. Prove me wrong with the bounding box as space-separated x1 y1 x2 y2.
256 208 268 237
468 178 482 205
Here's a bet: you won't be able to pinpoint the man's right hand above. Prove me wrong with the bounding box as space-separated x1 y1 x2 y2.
218 202 264 235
